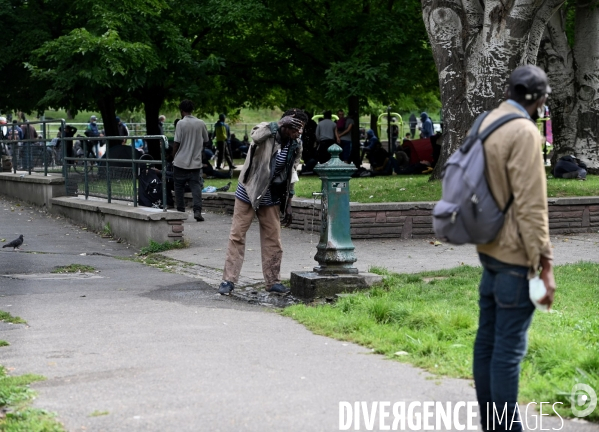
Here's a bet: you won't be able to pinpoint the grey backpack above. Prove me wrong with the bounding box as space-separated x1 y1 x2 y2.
432 112 525 245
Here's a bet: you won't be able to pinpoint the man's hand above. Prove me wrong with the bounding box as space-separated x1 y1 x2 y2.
281 197 293 227
278 116 304 131
538 256 556 309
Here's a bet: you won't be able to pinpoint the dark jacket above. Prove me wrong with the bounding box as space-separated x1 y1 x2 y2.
554 155 586 177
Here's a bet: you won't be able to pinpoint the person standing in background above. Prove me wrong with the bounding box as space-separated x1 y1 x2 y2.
336 109 353 163
419 112 434 139
214 114 235 171
172 100 210 221
409 113 417 138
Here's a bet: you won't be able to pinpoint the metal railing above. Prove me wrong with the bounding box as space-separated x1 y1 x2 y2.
0 119 66 176
43 122 254 140
1 129 169 212
61 135 168 212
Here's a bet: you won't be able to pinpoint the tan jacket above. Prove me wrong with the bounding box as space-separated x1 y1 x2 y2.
238 122 302 210
476 102 553 276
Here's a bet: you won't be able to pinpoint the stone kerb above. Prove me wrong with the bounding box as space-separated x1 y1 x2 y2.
51 196 188 247
0 172 65 209
200 192 599 239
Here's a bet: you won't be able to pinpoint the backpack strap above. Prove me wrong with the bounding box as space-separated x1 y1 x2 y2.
502 195 514 214
478 113 528 142
477 113 527 215
469 111 491 138
460 112 491 153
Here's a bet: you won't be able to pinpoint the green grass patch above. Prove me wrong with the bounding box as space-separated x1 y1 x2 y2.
139 239 187 256
76 165 599 203
0 312 26 325
205 174 599 203
0 366 64 431
51 264 96 274
283 263 599 421
0 341 9 347
546 175 599 198
102 222 112 237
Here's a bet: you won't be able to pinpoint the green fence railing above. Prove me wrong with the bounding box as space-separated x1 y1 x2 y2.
61 135 169 212
1 131 169 212
0 119 66 176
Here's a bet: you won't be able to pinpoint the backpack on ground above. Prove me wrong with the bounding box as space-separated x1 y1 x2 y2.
432 111 525 245
138 168 163 208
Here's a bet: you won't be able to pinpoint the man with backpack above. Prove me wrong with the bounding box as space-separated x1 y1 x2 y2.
85 115 100 158
214 113 235 171
436 65 555 431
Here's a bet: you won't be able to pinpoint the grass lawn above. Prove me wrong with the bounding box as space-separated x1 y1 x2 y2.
74 160 599 203
282 263 599 421
204 173 599 203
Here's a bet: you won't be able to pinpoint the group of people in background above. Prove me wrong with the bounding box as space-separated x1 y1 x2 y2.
299 109 440 178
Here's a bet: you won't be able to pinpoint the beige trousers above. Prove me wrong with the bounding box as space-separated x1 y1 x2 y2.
223 199 282 288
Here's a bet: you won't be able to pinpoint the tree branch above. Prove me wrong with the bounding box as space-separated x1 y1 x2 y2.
289 9 319 37
522 0 566 65
191 28 211 49
460 0 484 33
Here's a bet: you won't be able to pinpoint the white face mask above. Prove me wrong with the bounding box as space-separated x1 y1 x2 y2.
537 106 545 119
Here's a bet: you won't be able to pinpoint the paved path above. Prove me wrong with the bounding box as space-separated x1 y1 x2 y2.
1 196 598 431
165 209 599 284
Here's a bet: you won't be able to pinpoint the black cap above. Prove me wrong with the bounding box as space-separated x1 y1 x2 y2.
508 65 551 102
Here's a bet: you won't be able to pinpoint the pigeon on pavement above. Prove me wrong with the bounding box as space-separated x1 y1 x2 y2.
216 182 231 192
3 235 24 251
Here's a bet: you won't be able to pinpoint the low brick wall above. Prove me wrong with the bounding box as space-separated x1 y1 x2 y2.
547 197 599 234
201 193 599 239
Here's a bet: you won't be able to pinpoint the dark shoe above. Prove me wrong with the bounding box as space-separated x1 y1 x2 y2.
218 281 235 295
266 283 290 294
194 211 204 221
230 165 237 169
177 208 185 213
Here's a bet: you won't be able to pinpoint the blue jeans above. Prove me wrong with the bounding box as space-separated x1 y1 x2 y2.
340 140 351 162
203 148 214 159
473 254 535 431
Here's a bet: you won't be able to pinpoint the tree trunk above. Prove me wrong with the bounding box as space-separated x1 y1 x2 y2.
97 94 120 148
422 0 566 179
142 86 166 161
537 5 599 172
369 114 377 135
571 0 599 172
537 11 577 161
348 95 361 169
